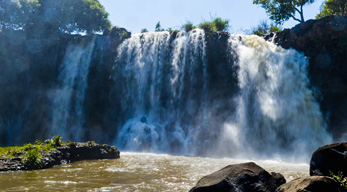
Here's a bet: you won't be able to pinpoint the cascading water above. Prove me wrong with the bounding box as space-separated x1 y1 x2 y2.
218 35 332 159
50 38 95 141
114 29 209 154
113 31 331 159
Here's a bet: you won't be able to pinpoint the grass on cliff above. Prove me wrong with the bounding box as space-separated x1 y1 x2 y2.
0 135 98 159
0 142 56 159
1 135 100 170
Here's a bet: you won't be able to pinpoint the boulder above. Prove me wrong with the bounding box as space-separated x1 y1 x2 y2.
189 162 285 192
275 176 342 192
310 143 347 176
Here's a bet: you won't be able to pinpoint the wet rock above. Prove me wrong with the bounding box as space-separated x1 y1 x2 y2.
0 143 120 172
189 162 285 192
310 142 347 177
275 176 342 192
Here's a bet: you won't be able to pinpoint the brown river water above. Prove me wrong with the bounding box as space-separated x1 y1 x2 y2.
0 152 308 191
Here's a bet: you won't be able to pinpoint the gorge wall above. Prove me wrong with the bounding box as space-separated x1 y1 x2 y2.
0 16 346 159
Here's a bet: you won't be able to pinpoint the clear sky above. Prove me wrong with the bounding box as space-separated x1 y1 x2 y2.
98 0 325 34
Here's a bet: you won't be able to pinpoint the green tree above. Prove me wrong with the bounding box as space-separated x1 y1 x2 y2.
316 0 347 19
182 21 196 32
0 0 39 30
213 17 229 31
141 28 148 33
253 0 315 24
198 17 229 33
251 20 282 36
0 0 111 35
155 21 162 32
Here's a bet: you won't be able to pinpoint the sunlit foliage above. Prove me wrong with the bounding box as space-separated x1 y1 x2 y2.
198 17 230 33
316 0 347 19
0 0 111 34
250 20 282 36
253 0 315 24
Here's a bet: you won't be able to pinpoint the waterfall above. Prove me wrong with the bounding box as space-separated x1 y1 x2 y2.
113 31 331 159
114 29 208 154
50 38 95 141
218 35 332 159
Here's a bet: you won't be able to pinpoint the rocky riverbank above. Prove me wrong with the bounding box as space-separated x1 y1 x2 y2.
190 142 347 192
0 136 120 172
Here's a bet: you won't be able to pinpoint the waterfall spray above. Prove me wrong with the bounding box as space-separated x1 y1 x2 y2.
51 37 95 141
218 35 332 159
114 29 208 154
113 32 331 160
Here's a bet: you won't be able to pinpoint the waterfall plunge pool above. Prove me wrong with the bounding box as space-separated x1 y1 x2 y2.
0 152 308 191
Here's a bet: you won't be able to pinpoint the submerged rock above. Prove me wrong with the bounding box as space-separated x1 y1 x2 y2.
310 142 347 177
189 162 285 192
275 176 342 192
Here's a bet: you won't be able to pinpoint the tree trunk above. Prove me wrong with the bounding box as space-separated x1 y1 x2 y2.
300 5 305 23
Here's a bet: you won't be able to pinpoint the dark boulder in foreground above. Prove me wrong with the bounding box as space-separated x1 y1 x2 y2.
189 162 285 192
310 142 347 177
275 176 342 192
0 143 120 172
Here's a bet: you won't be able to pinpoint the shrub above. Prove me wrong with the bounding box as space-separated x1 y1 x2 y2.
330 171 347 190
198 22 215 33
141 28 148 33
24 143 35 151
87 140 96 147
45 135 62 147
198 17 230 33
250 20 282 36
51 135 62 147
35 139 43 145
182 21 196 32
155 21 164 32
22 148 42 169
269 25 282 33
213 18 229 32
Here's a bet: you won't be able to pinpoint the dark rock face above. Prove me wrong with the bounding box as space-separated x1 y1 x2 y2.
267 16 347 139
310 142 347 177
275 176 342 192
0 143 120 172
189 162 285 192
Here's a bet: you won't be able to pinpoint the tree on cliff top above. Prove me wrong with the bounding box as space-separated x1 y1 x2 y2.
250 20 282 36
0 0 111 35
316 0 347 19
253 0 315 24
198 17 230 33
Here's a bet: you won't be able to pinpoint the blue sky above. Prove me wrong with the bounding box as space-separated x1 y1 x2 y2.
99 0 325 34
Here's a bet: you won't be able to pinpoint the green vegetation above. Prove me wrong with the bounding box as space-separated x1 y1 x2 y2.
22 148 42 169
253 0 315 24
0 136 57 159
0 135 100 169
141 28 149 33
330 171 347 190
182 21 196 32
317 0 347 19
0 0 111 35
87 140 96 147
198 17 230 33
155 21 163 32
250 20 282 36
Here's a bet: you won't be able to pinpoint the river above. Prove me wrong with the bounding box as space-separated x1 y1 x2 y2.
0 152 308 191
